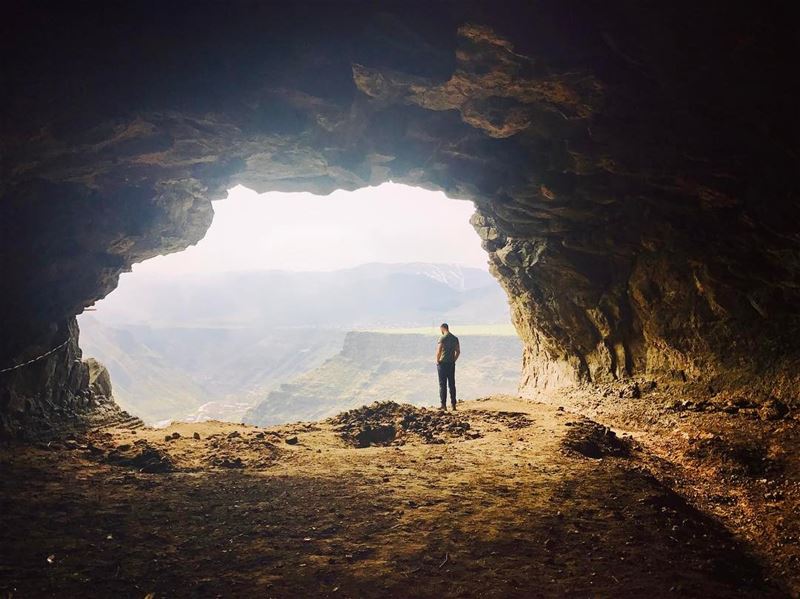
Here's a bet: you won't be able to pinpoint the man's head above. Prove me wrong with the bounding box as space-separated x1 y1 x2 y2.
440 323 449 335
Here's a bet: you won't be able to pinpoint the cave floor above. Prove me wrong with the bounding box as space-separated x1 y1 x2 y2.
0 396 796 598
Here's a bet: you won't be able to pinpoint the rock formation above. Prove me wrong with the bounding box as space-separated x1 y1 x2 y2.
0 319 141 437
1 1 799 434
244 331 522 426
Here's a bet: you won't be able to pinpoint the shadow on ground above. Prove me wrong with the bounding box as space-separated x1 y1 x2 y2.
0 399 789 597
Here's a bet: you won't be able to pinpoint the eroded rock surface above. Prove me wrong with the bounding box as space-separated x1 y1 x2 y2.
2 2 799 432
0 318 142 438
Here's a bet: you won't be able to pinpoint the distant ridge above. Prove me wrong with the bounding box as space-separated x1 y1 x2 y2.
244 330 522 426
84 263 510 328
78 262 516 424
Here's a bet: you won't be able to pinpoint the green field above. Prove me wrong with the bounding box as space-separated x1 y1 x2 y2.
363 324 518 337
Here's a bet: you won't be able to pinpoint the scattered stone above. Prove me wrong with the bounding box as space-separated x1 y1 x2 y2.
193 432 201 440
765 490 784 502
758 398 789 421
164 435 172 442
668 398 712 413
329 401 477 447
285 436 299 445
470 410 532 430
619 382 641 399
354 425 395 448
561 419 632 459
212 456 244 469
108 444 175 473
732 396 756 408
171 432 181 439
227 431 241 439
707 493 736 506
86 443 105 455
687 436 779 477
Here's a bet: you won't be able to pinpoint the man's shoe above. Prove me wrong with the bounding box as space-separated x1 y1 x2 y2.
451 403 457 411
440 404 447 411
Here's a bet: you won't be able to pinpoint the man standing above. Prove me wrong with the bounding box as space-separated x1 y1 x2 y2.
436 323 460 410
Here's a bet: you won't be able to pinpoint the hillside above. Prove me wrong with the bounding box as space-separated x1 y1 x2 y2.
78 319 345 424
244 331 522 426
78 263 515 424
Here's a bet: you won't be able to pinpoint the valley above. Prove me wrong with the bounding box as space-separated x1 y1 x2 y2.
78 264 518 425
244 331 522 426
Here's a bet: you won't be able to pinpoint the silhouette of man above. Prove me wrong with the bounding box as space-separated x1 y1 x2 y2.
436 323 460 410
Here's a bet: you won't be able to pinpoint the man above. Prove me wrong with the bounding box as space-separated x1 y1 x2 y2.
435 323 460 410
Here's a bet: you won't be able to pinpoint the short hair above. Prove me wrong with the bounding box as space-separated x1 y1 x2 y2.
440 323 449 330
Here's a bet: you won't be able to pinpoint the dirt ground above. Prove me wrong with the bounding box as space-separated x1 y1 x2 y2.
0 396 796 598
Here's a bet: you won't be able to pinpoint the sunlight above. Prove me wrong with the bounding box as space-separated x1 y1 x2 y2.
132 183 486 276
78 182 517 427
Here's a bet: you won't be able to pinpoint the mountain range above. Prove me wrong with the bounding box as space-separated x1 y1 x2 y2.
244 331 522 426
78 263 515 424
86 263 509 328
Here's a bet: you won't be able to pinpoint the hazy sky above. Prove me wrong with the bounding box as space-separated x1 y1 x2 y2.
132 183 488 275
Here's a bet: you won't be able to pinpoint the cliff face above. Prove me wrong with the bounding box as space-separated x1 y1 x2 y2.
0 319 141 438
2 2 799 433
245 331 522 426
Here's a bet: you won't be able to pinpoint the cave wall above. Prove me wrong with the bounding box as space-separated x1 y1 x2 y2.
2 1 799 434
0 318 140 437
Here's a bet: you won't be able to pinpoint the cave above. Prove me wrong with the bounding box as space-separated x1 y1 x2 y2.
78 182 504 425
1 1 799 596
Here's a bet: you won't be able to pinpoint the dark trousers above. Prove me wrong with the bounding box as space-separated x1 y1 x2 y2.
437 361 456 407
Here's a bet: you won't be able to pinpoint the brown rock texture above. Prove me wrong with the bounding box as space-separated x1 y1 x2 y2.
1 1 799 432
0 319 141 437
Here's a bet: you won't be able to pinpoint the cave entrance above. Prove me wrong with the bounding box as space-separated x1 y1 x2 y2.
78 183 521 427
